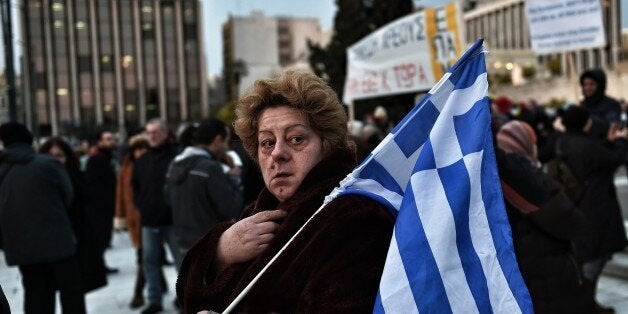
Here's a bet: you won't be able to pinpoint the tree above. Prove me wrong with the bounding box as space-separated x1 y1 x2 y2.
224 59 248 102
308 0 414 121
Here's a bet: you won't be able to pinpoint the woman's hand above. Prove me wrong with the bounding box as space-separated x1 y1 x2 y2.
215 210 287 272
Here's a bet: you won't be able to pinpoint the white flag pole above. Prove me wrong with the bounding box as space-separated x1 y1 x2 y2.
222 202 328 314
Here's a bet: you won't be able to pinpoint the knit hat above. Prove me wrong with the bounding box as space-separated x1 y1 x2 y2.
494 96 513 115
497 120 540 168
0 122 33 146
562 105 590 132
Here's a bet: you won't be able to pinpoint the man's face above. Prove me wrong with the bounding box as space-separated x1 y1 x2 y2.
582 77 598 98
145 123 168 148
98 131 116 150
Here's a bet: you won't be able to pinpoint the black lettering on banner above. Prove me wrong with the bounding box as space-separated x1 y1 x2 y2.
414 16 425 41
433 32 457 73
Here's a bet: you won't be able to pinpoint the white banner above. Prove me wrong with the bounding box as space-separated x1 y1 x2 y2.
526 0 606 54
343 3 464 104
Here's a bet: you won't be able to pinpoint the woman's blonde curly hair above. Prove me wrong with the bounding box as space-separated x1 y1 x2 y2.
234 70 351 162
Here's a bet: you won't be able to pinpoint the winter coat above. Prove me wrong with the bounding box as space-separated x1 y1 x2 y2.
115 158 141 248
167 147 243 252
498 150 594 313
580 68 622 139
85 148 117 249
557 132 627 260
0 143 75 266
176 148 394 313
132 142 178 227
66 165 107 292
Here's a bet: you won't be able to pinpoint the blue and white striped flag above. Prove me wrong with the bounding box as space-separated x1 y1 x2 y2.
325 39 533 313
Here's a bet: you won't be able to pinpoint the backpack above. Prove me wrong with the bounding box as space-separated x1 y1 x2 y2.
545 141 586 203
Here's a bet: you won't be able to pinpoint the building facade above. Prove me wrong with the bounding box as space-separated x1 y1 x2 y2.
463 0 623 77
222 11 326 101
20 0 208 136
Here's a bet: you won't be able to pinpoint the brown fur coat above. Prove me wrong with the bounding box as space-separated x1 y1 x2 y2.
115 159 142 248
176 148 394 313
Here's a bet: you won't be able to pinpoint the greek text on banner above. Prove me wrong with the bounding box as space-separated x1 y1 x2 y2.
343 3 464 104
526 0 606 54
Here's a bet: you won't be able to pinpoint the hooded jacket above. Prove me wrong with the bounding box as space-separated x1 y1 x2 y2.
176 148 395 313
167 146 243 251
0 143 75 266
580 68 621 139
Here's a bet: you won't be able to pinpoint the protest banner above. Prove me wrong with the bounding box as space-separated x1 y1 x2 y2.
526 0 606 54
342 2 464 105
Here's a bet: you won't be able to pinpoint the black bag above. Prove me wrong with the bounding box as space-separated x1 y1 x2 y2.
546 141 586 203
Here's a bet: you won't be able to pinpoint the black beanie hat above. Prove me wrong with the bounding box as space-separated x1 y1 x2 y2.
562 106 590 132
0 122 33 146
195 119 226 145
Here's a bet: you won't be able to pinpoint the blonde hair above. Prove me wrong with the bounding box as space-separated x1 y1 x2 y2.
234 70 351 161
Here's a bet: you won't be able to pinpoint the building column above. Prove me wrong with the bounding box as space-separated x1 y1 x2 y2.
111 0 125 134
18 0 33 130
609 0 619 68
133 0 146 126
153 0 167 122
174 0 187 121
89 0 103 125
198 3 208 118
66 0 80 124
42 0 58 134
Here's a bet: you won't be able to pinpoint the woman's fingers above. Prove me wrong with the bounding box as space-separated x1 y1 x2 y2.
251 210 287 223
257 221 280 235
257 233 275 244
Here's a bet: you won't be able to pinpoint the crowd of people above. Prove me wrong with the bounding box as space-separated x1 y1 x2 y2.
0 68 627 313
0 115 259 313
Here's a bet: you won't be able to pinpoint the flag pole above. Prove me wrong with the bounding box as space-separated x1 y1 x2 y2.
222 202 328 314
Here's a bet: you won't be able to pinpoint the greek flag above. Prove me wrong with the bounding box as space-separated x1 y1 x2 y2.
325 39 533 313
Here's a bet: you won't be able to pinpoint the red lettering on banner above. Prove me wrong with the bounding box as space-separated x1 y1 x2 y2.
417 65 427 84
393 64 418 88
349 63 428 97
346 78 359 93
361 70 378 93
380 69 390 91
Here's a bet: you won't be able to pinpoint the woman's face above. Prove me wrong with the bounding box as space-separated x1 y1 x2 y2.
49 145 67 165
257 106 323 203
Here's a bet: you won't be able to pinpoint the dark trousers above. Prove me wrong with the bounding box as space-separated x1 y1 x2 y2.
18 255 86 314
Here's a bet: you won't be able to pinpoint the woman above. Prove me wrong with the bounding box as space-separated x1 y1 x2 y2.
114 135 149 308
40 137 107 293
495 121 594 313
176 71 394 313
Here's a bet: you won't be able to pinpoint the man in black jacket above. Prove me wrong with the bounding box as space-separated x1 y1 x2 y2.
85 129 118 274
167 119 243 254
132 119 179 314
580 68 622 139
0 122 85 313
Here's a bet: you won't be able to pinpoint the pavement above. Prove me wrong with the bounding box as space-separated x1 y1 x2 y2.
1 232 180 314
